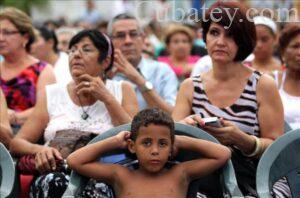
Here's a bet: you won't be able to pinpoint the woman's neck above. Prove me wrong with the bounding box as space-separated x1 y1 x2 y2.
3 49 32 67
44 51 59 66
170 55 188 65
211 60 244 81
283 69 300 96
286 69 300 82
69 82 96 106
252 56 280 71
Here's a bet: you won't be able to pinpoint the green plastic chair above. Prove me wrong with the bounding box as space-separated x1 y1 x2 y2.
256 129 300 198
63 123 243 198
0 143 15 198
284 120 292 133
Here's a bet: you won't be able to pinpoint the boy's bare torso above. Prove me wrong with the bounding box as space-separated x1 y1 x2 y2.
114 166 188 198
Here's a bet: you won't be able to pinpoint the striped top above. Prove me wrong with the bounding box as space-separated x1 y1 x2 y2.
191 71 262 137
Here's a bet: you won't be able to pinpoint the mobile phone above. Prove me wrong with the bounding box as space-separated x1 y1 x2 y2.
202 117 222 128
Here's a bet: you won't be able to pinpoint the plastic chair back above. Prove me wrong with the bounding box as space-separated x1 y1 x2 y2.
0 143 15 198
256 129 300 198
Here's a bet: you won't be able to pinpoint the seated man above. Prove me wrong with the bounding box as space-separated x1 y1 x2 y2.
108 14 179 114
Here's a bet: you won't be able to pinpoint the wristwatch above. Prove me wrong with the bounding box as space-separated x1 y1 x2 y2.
139 81 153 93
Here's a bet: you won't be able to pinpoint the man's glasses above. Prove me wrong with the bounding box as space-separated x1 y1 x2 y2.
112 31 141 41
67 47 97 56
0 29 20 36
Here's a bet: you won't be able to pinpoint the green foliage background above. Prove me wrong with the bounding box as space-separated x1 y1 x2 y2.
0 0 48 15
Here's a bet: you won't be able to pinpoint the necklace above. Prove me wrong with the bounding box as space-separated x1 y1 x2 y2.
77 95 90 120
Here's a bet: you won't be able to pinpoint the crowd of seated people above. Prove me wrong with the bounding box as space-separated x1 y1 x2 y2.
0 1 300 198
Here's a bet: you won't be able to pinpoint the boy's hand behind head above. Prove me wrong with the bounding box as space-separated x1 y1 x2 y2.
115 131 131 149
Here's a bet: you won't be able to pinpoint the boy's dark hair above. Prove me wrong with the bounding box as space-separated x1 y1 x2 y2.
131 108 175 143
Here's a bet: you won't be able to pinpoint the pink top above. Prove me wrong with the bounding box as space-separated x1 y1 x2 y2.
157 56 200 78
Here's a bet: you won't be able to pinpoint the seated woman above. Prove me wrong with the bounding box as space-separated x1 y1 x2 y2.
274 23 300 129
0 88 13 148
172 2 290 197
10 29 139 198
0 7 56 131
249 16 282 73
158 24 200 82
31 26 72 85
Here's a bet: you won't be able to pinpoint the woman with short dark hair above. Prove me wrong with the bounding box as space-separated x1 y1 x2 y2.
173 1 289 197
10 29 138 198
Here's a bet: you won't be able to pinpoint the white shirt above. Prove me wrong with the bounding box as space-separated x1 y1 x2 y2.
53 52 72 85
44 80 123 144
275 71 300 130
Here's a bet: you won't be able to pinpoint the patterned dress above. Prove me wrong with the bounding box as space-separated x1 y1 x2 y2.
0 61 47 111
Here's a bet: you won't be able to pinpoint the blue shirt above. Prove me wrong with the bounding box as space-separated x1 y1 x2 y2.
113 58 179 110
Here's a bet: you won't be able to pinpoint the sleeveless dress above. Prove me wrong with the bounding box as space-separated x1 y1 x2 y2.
274 71 300 130
0 61 47 111
30 79 124 198
191 71 290 197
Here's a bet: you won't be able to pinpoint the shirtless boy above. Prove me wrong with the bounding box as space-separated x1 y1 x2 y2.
67 108 231 198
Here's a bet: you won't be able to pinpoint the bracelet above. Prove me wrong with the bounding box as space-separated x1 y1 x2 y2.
242 135 261 157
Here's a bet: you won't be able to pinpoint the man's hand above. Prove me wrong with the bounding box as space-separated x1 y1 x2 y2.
114 49 145 86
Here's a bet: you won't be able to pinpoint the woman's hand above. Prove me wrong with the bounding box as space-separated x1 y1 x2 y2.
35 147 63 173
179 114 205 127
76 74 113 102
115 131 131 149
8 108 17 125
203 119 240 146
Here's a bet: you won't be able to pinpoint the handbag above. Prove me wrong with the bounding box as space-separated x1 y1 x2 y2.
48 129 96 159
17 129 96 175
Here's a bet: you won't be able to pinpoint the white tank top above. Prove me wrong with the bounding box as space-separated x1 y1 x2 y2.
275 71 300 129
44 79 123 144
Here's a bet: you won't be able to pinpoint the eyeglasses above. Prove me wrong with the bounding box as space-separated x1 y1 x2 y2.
67 47 97 56
112 31 141 41
0 29 20 36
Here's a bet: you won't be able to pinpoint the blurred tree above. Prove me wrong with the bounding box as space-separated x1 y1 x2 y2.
0 0 48 15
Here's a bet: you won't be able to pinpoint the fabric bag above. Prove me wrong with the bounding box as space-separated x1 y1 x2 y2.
17 129 96 175
48 129 96 159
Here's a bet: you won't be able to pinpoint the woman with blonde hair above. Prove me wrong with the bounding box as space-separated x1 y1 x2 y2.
0 7 55 131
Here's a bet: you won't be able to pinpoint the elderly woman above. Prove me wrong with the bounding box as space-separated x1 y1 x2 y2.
0 88 13 148
158 24 200 82
0 7 55 130
173 2 289 197
274 23 300 129
10 29 138 198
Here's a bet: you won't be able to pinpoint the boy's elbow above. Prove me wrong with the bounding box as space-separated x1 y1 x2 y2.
219 147 231 165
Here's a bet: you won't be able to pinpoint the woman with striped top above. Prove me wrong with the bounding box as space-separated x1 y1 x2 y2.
173 1 290 197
